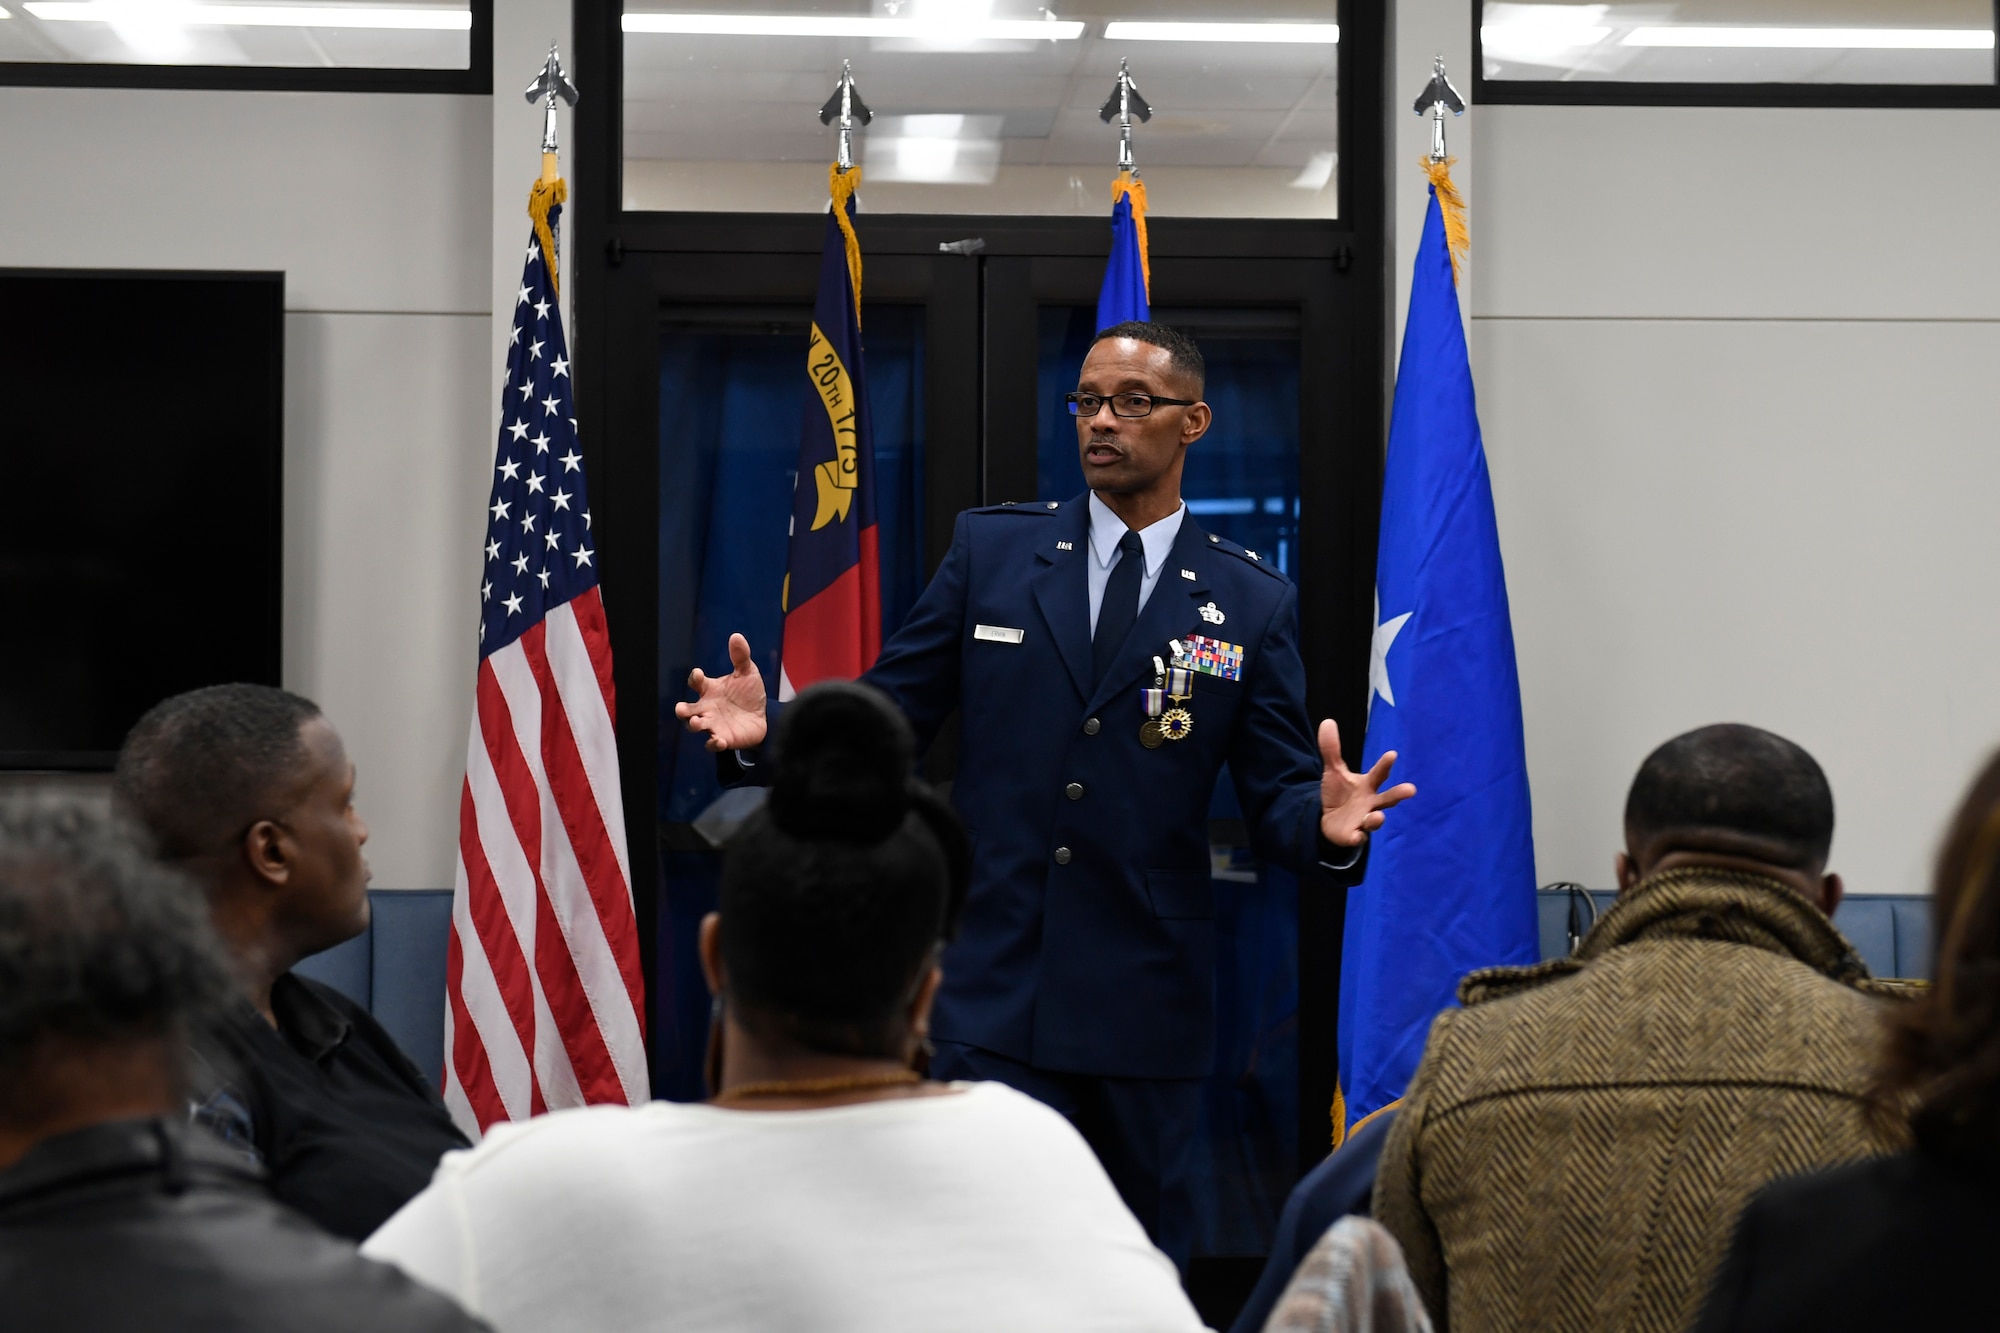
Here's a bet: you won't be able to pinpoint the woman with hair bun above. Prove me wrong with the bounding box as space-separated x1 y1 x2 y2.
1695 750 2000 1331
364 683 1207 1333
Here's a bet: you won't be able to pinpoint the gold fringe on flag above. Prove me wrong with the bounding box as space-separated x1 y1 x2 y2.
829 163 865 324
1423 156 1470 288
1112 171 1151 301
1330 1086 1405 1155
528 174 568 298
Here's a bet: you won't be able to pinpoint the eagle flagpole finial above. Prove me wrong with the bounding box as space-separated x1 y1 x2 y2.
526 43 580 177
1413 55 1465 163
818 61 874 174
1099 57 1152 175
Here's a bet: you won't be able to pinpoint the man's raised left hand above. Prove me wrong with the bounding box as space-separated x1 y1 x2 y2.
1318 718 1416 848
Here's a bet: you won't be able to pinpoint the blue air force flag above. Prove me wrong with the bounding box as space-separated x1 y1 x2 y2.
1336 180 1540 1131
1096 175 1150 329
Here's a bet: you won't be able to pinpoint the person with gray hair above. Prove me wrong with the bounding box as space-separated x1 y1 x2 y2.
0 798 486 1332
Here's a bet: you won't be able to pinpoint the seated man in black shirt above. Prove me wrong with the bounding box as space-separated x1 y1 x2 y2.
113 683 470 1241
0 797 486 1332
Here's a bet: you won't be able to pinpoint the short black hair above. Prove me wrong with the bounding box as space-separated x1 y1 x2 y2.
1624 724 1835 871
719 682 970 1059
0 799 234 1124
1092 320 1205 395
113 684 323 860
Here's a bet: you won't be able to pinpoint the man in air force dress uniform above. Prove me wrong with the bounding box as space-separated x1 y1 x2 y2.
677 321 1414 1263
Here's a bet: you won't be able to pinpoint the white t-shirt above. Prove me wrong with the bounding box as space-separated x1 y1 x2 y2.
362 1081 1209 1333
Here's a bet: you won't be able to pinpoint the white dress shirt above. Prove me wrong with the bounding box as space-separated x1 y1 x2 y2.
1086 492 1186 637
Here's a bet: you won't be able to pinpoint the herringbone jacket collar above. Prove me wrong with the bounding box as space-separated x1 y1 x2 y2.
1578 866 1872 985
1386 865 1907 1333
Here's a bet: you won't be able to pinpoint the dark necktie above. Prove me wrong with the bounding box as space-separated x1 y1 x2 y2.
1093 530 1147 688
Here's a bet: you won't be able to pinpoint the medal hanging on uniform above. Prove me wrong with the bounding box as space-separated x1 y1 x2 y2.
1160 663 1194 742
1141 653 1193 748
1140 656 1167 749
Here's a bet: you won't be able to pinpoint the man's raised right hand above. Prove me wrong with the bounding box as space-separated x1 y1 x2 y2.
673 633 769 752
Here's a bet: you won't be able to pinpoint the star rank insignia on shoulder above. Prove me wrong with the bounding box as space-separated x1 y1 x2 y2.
1204 531 1289 583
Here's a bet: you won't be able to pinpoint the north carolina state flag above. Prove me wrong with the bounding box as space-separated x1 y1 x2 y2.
777 167 879 698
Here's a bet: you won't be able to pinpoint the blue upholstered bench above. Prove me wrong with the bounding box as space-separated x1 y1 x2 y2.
1536 887 1931 980
292 889 454 1087
300 886 1932 1093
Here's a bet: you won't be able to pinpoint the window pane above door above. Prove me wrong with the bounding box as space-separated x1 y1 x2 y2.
0 0 472 70
1482 0 1995 86
621 1 1340 217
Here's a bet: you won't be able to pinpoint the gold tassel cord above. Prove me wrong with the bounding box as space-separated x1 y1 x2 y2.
528 174 568 298
829 163 865 325
1112 171 1151 302
1423 156 1469 289
1329 1087 1404 1155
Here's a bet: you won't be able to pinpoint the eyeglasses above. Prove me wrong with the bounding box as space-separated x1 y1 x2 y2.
1065 391 1197 419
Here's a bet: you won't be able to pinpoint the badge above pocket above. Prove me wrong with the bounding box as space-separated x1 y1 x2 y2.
973 624 1025 644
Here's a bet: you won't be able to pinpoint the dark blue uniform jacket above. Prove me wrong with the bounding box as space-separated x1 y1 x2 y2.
859 495 1356 1080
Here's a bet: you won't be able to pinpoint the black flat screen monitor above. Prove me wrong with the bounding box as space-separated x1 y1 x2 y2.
1 270 283 769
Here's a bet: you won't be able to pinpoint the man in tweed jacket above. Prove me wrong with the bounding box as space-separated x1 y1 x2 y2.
1374 725 1907 1333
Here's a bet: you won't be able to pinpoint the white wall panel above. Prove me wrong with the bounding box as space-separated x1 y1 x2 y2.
284 311 491 889
1479 105 2000 321
0 87 489 314
1478 318 2000 897
1 87 495 887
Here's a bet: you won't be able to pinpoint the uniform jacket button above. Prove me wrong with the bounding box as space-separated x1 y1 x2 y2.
1065 783 1083 800
1083 717 1100 735
1054 847 1072 865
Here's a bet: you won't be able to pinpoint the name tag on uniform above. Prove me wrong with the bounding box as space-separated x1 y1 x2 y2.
974 624 1025 644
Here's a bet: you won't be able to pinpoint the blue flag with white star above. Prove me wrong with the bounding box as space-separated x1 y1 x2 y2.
1096 176 1149 329
1336 180 1539 1132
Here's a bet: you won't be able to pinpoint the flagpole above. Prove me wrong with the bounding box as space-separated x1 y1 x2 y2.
447 45 648 1134
819 60 873 178
1411 57 1470 286
1100 57 1150 176
778 66 882 697
1413 54 1465 165
524 44 579 298
527 44 577 175
1095 60 1153 323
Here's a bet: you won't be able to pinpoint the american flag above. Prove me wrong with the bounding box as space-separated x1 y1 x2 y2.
444 197 648 1134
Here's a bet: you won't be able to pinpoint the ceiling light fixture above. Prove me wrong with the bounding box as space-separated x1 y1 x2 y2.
1623 26 1992 50
24 2 470 28
1481 4 1610 57
1480 25 1610 55
1102 20 1337 43
622 12 1083 39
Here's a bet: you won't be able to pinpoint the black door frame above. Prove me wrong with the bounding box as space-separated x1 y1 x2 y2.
570 0 1390 1173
